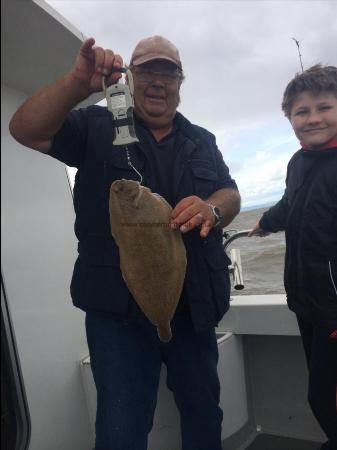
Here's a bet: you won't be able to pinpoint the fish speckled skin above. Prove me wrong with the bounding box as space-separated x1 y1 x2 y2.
109 179 187 342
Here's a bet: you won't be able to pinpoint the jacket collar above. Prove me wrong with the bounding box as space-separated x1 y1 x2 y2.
133 111 202 202
301 138 337 151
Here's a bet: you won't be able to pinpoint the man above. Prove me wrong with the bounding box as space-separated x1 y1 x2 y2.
10 35 240 450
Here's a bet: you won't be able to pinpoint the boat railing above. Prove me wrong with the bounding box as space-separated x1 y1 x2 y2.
223 229 251 290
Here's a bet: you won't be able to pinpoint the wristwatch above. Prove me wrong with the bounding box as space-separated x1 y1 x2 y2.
207 203 223 228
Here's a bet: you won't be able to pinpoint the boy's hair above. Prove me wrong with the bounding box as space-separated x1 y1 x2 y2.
282 64 337 118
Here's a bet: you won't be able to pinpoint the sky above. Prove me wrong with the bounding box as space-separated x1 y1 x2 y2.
47 0 337 208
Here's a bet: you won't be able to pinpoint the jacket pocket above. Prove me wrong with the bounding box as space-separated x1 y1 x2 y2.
71 258 129 313
78 238 121 267
301 259 337 310
190 166 218 199
203 241 231 318
71 241 130 313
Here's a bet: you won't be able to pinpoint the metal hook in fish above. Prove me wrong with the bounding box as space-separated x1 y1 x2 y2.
125 146 143 184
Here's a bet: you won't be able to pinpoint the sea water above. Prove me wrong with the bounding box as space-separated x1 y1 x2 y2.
225 207 286 295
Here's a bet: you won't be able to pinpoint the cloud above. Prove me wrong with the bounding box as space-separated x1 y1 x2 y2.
47 0 337 207
46 1 337 130
214 119 298 207
232 141 295 207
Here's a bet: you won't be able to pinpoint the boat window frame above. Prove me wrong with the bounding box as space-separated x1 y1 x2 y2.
1 272 31 450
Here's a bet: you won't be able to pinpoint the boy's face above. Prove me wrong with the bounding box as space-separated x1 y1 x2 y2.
290 91 337 149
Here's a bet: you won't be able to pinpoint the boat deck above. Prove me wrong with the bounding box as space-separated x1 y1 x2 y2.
244 433 321 450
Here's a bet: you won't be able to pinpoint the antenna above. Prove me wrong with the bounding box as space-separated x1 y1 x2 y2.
292 37 304 72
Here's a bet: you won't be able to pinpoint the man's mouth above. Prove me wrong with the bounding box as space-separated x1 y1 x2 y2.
146 94 166 101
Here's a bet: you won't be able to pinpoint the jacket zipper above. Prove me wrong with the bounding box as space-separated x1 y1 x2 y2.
328 261 337 297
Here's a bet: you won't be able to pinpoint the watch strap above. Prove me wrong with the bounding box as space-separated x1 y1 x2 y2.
207 203 222 227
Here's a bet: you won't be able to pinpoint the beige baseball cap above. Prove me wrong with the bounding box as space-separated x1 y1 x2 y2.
130 35 182 69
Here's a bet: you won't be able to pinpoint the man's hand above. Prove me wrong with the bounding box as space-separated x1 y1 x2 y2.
9 38 124 152
170 196 215 238
68 38 124 97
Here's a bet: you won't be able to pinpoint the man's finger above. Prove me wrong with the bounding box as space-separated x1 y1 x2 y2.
93 47 105 73
102 49 115 75
114 53 123 68
171 196 198 220
200 220 213 238
79 37 95 56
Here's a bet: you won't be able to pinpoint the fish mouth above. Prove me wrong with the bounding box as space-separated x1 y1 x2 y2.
111 179 139 192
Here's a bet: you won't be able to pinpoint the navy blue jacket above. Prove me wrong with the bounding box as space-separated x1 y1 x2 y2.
260 146 337 327
50 106 238 331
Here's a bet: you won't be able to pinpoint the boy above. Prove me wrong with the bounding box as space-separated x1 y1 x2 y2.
249 65 337 450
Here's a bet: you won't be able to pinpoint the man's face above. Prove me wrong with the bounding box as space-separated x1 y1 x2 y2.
132 60 182 129
290 91 337 149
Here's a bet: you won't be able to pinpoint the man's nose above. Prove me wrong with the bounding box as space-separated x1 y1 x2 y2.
150 74 166 87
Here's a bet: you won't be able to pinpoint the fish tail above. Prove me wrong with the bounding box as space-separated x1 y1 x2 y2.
157 322 172 343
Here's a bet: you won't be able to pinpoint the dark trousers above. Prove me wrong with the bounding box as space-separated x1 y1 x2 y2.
296 315 337 449
85 313 223 450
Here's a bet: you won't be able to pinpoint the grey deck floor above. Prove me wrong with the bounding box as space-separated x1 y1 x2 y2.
245 433 322 450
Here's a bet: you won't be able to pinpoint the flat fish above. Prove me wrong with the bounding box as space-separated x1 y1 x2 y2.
109 179 187 342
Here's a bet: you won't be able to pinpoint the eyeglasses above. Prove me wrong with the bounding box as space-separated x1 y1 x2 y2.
132 68 182 85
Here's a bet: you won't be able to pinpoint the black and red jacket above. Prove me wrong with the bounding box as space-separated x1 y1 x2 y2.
260 144 337 327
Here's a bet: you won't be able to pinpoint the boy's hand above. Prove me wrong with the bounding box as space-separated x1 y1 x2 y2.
248 222 270 237
68 38 123 97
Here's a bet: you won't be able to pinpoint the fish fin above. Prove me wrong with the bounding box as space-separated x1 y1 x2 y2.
152 193 172 209
157 322 172 342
